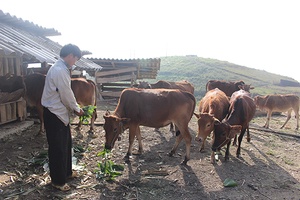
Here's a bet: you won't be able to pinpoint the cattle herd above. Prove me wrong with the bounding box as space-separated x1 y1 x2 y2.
2 73 298 165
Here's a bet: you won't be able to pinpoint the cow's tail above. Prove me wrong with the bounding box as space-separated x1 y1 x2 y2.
184 91 196 120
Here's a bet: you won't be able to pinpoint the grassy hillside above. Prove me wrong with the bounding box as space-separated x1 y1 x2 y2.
149 56 300 101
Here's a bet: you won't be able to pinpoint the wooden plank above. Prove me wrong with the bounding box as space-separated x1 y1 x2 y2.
0 104 5 123
3 57 8 75
95 67 137 77
100 91 122 98
8 58 14 74
5 104 12 121
97 74 136 84
17 99 26 121
0 57 3 76
15 57 21 76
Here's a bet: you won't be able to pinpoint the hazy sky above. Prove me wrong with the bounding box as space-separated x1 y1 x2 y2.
1 0 300 81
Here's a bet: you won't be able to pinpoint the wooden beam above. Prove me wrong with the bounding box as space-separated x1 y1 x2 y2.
95 67 137 77
96 74 136 84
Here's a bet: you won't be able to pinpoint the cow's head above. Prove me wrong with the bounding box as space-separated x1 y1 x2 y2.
133 81 151 89
238 84 254 92
194 113 218 144
103 110 130 150
211 121 242 152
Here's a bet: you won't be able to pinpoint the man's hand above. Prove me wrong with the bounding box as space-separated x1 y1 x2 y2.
74 108 84 116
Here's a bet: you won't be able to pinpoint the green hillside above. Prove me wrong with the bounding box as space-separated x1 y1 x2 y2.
149 56 300 101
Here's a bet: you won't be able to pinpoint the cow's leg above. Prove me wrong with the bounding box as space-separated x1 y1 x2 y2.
135 126 143 154
281 109 292 129
246 125 250 142
181 128 192 165
232 135 237 146
224 141 231 161
236 128 246 158
88 110 97 138
126 125 138 158
37 106 45 135
295 108 299 130
264 111 272 128
168 130 183 157
210 151 216 164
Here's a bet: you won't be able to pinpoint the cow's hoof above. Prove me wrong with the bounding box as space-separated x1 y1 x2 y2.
167 151 174 157
247 138 251 142
125 153 133 159
180 157 189 165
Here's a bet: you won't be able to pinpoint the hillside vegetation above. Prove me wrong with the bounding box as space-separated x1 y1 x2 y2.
151 56 300 101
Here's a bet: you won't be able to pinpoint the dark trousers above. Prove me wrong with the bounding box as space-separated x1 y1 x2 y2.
43 107 72 185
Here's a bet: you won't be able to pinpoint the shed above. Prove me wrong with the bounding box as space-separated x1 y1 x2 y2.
0 10 102 125
89 58 161 99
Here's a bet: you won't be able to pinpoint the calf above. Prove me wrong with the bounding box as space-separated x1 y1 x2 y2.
103 88 196 165
24 73 97 134
254 94 299 130
212 93 256 161
194 88 230 163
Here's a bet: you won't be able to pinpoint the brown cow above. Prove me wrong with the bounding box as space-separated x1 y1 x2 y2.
254 94 299 130
103 88 196 165
211 92 256 161
134 80 194 94
134 80 194 132
206 80 253 97
193 88 230 163
24 73 97 134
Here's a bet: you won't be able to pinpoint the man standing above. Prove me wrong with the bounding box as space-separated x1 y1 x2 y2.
42 44 84 191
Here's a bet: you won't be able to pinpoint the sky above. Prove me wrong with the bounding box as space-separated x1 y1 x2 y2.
1 0 300 82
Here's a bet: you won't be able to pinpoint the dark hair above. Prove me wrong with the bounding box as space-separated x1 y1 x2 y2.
59 44 82 59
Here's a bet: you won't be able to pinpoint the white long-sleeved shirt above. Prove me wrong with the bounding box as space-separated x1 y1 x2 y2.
41 58 80 126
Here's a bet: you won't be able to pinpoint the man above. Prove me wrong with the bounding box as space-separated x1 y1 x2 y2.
42 44 84 191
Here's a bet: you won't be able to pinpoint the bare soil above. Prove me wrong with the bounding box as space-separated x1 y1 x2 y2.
1 101 300 200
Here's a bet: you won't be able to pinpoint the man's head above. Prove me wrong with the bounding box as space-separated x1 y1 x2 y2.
60 44 82 68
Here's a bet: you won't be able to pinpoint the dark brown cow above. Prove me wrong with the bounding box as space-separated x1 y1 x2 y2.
24 73 97 134
0 74 25 93
211 92 256 161
254 94 299 130
134 80 194 94
103 88 196 165
193 88 230 163
206 80 253 97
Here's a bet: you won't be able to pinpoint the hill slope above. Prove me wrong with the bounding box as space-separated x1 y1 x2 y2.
153 56 300 100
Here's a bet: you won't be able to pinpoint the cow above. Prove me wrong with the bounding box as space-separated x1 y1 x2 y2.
134 80 194 132
193 88 230 163
24 73 97 135
103 88 196 165
211 91 256 161
206 80 254 97
0 73 25 93
254 94 299 130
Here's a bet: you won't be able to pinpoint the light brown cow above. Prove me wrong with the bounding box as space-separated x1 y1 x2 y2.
254 94 299 130
212 93 256 161
134 80 194 132
206 80 254 97
103 88 196 165
193 88 230 163
24 73 97 134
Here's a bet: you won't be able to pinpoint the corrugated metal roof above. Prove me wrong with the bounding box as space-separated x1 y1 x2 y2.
0 10 102 73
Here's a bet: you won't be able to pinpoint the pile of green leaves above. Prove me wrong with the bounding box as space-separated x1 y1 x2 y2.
27 150 48 166
95 148 124 181
79 105 96 124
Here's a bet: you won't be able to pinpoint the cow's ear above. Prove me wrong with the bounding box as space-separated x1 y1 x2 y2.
105 110 110 116
193 112 200 119
121 118 131 125
213 118 221 125
228 125 242 139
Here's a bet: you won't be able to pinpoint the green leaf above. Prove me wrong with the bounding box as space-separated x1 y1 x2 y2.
223 178 238 187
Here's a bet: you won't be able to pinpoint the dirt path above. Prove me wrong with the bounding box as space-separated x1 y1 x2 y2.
0 102 300 200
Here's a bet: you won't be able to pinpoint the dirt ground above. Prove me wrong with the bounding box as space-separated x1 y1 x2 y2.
0 101 300 200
